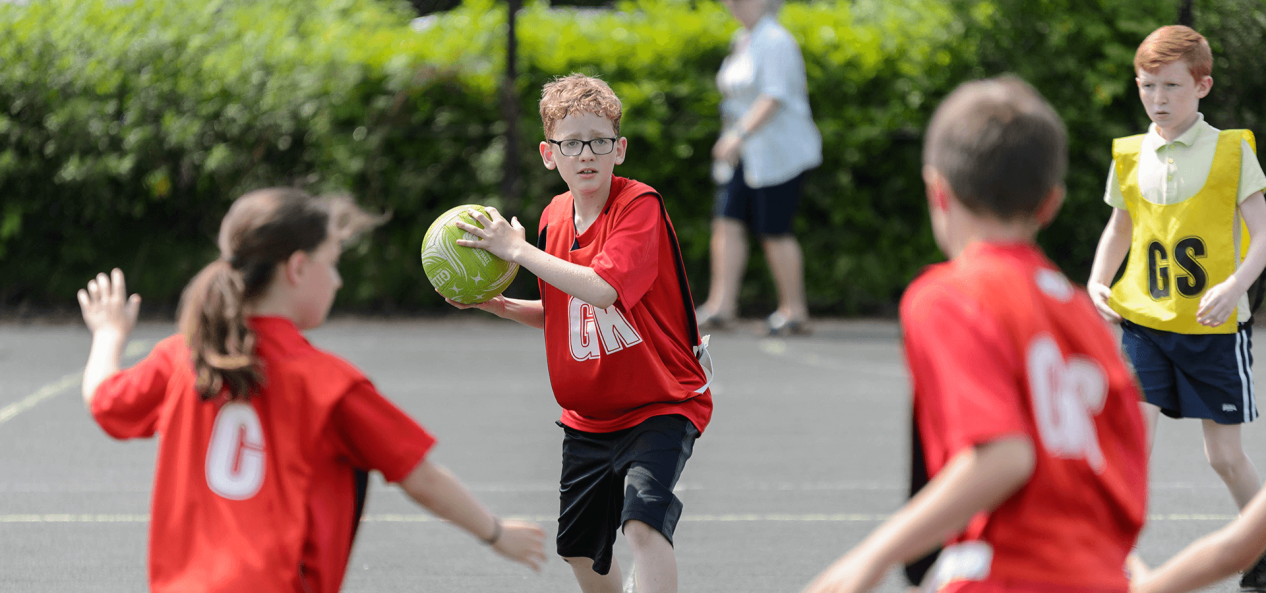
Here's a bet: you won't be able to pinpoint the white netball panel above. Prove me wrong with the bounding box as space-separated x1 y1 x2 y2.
205 402 267 500
1026 335 1107 473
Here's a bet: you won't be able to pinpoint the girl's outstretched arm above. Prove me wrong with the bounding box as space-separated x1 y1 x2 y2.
78 268 141 407
399 459 547 571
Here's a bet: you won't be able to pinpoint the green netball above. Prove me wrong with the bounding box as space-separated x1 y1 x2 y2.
421 205 520 304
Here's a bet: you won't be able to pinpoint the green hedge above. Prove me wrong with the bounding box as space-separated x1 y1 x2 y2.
2 0 1261 315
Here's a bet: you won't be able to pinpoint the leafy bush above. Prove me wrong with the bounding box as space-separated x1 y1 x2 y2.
0 0 972 314
0 0 506 312
7 0 1257 315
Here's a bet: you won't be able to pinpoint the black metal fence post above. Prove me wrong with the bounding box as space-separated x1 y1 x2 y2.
501 0 521 205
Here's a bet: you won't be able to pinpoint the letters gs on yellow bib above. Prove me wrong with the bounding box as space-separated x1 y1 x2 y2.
1110 129 1257 334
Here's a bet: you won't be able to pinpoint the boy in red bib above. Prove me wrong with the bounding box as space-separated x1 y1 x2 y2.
801 77 1148 593
78 189 545 593
448 74 713 593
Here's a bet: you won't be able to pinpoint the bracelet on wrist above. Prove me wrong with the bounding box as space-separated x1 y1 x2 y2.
483 515 503 546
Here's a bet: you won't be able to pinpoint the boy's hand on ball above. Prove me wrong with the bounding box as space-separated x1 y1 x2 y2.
455 207 526 263
77 268 141 337
1087 282 1121 324
1197 279 1239 326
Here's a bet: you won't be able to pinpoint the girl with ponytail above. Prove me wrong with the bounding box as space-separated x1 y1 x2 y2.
77 188 545 593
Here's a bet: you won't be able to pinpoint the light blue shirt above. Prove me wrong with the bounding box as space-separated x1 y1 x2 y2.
717 15 822 188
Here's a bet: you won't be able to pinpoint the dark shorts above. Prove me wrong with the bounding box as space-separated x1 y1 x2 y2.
1121 319 1257 424
715 161 804 236
556 414 699 575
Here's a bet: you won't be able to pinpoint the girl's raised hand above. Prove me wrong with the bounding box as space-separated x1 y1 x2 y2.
491 519 548 571
78 268 141 337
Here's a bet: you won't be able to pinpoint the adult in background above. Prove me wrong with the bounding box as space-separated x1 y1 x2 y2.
697 0 822 335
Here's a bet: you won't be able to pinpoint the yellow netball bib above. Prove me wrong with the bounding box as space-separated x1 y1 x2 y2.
1110 129 1255 334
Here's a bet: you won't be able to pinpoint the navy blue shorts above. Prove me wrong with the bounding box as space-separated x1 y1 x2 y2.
555 414 698 576
715 161 804 236
1121 319 1257 424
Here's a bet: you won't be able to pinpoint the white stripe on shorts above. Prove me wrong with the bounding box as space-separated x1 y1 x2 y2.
1244 327 1257 420
1236 327 1256 423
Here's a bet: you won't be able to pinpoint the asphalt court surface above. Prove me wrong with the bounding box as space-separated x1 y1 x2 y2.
1 316 1261 592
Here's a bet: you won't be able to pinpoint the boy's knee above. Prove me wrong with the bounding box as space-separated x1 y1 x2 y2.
1206 445 1247 477
622 519 668 549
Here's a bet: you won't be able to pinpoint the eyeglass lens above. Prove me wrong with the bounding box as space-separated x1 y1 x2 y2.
556 138 615 156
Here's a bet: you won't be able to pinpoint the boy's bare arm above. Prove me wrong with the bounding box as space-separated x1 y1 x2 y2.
801 436 1035 593
1132 484 1266 593
1087 208 1133 323
455 208 619 309
1197 191 1266 326
445 295 545 329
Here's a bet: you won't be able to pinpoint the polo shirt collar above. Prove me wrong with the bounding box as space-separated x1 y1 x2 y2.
1145 112 1207 149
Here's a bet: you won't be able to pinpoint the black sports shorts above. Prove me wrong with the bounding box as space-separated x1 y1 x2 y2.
555 414 699 575
715 161 805 236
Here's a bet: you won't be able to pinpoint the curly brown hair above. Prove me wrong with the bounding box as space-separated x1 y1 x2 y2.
539 73 623 139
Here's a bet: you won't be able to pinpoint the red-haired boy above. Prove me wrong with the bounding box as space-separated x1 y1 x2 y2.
447 74 713 593
802 76 1149 593
1087 25 1266 590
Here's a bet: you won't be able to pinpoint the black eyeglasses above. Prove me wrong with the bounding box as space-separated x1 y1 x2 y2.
548 137 618 157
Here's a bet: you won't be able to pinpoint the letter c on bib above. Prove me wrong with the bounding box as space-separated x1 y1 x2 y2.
206 402 266 500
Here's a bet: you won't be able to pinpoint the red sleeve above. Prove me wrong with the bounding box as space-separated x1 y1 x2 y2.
91 337 179 440
592 195 660 307
903 282 1030 458
329 381 437 483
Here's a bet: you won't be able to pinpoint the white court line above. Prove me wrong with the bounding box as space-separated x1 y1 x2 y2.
0 340 154 427
0 373 83 425
758 339 906 378
0 513 1237 524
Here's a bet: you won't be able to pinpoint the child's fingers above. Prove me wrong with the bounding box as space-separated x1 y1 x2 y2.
511 216 523 231
111 268 128 302
95 272 112 302
453 219 485 237
466 208 494 226
77 289 91 311
483 206 504 223
127 294 142 321
87 276 102 301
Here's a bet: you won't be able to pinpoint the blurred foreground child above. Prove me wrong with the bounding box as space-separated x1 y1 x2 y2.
802 77 1148 593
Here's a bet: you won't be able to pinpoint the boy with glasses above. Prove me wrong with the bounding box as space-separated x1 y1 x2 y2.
446 73 713 593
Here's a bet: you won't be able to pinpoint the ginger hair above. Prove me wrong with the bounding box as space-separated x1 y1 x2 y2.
539 73 623 139
1135 25 1213 80
177 188 385 400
